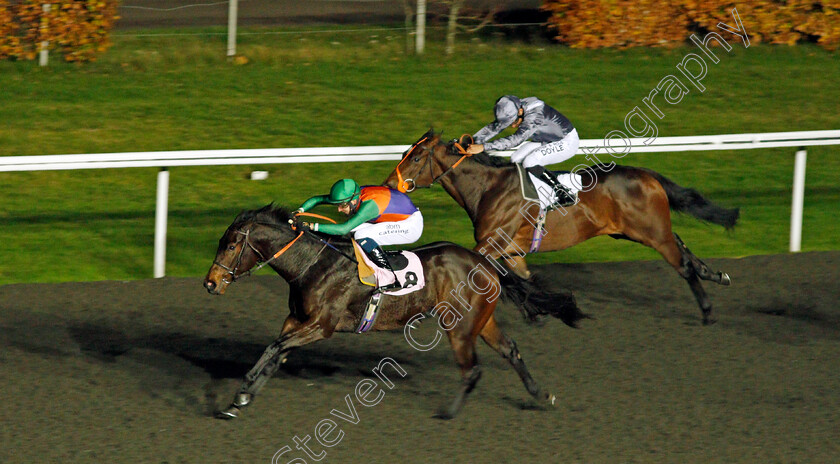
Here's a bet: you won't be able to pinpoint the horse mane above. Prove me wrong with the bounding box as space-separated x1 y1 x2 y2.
231 203 293 229
470 150 514 168
232 203 355 247
408 128 513 169
442 139 513 168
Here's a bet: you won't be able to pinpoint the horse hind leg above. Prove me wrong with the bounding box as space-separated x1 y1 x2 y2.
435 333 481 420
479 316 555 406
648 232 716 325
673 233 731 286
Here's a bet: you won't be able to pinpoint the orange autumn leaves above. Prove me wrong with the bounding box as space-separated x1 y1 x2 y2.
0 0 118 62
542 0 840 50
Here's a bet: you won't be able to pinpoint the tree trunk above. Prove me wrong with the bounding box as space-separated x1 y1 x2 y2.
402 0 414 54
446 0 463 55
416 0 426 55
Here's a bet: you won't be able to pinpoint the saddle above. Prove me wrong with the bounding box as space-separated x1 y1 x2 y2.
517 164 541 202
515 164 582 211
351 240 426 333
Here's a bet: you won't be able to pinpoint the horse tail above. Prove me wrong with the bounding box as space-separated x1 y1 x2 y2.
642 168 740 229
497 268 587 327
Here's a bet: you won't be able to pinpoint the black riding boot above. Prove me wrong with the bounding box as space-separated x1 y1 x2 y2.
364 245 402 292
526 165 577 208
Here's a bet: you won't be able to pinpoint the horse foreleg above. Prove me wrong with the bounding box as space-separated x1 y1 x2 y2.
216 320 328 419
504 255 531 279
474 241 531 279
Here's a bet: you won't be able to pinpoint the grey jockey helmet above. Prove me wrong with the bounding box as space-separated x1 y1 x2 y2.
493 95 522 128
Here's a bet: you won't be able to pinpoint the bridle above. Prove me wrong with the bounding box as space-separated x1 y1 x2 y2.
212 212 336 284
394 136 473 193
213 227 303 284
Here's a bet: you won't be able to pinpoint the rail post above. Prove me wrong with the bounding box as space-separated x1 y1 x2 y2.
154 168 170 278
227 0 238 58
416 0 426 54
789 148 807 252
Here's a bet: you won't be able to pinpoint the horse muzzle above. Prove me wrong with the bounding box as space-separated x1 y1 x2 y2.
203 272 229 295
204 278 225 295
400 178 416 193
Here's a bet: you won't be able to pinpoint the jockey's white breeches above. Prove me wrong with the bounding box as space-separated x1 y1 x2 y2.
351 210 424 246
509 128 580 168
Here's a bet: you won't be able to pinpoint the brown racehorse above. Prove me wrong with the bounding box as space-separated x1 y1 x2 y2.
204 204 585 419
383 130 739 325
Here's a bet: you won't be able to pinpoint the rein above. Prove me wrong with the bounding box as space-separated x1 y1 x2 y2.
395 136 472 192
215 212 341 284
294 212 357 264
214 228 305 284
431 141 472 184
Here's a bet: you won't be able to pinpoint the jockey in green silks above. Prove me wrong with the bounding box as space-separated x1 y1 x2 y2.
297 179 424 291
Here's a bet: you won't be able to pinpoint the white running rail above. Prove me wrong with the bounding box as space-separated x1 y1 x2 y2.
2 130 838 277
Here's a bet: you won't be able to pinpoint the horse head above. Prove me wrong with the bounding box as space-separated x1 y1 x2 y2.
383 129 447 193
204 205 300 294
384 130 492 193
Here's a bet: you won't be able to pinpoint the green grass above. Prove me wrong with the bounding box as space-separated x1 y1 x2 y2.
1 26 838 284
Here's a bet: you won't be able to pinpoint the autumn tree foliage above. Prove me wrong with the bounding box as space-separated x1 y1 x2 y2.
542 0 840 50
0 0 119 62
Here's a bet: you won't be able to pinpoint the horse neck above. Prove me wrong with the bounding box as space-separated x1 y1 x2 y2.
436 157 517 223
260 229 327 284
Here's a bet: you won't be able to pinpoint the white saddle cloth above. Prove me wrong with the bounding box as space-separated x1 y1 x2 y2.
527 172 582 210
356 248 426 296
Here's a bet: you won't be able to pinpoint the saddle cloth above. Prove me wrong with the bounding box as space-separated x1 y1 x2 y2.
351 241 425 296
516 164 582 210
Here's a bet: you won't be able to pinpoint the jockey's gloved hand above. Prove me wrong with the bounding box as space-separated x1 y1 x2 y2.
465 144 485 155
288 218 306 231
298 221 318 232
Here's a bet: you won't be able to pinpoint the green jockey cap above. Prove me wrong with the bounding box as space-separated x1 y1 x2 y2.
327 179 361 204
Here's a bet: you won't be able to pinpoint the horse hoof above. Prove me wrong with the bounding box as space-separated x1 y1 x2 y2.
432 409 455 420
214 406 240 420
233 393 252 408
702 316 718 326
719 273 731 286
547 394 557 407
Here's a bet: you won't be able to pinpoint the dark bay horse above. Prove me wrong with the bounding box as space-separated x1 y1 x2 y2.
383 130 739 325
204 205 585 419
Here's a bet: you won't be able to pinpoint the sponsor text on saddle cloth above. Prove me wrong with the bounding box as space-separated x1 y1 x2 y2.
352 241 425 296
516 164 582 210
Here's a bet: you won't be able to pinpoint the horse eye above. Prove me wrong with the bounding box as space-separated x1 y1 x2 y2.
413 157 421 162
228 244 236 251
